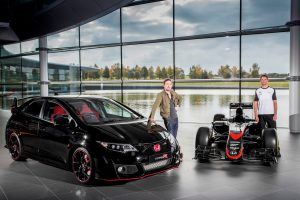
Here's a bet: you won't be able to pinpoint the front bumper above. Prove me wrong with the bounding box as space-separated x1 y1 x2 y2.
94 149 182 181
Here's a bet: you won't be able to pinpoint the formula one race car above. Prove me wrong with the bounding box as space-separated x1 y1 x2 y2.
194 102 279 165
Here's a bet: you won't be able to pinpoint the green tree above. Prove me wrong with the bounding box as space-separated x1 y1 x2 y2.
149 66 155 79
250 63 260 78
111 63 121 79
231 66 239 78
155 66 161 79
128 68 135 79
103 66 110 79
218 65 232 79
141 66 149 79
175 67 185 79
167 66 173 78
161 67 167 79
134 65 141 79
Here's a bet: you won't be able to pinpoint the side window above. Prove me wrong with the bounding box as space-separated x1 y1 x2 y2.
102 100 132 118
43 102 68 122
22 100 44 117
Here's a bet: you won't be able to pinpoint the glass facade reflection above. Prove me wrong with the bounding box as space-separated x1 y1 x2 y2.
122 0 173 42
80 10 120 46
175 0 240 37
0 0 291 127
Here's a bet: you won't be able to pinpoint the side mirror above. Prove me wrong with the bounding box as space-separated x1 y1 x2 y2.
54 115 69 126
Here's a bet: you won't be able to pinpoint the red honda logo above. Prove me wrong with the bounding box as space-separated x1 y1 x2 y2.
153 144 161 152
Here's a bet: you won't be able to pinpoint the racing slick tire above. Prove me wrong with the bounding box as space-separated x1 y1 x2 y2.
213 114 225 122
262 128 279 165
195 127 211 162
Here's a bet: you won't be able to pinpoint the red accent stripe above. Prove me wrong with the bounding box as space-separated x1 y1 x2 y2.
100 166 179 182
229 131 243 140
225 147 244 160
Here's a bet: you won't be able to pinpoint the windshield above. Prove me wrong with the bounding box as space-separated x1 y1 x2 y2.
66 98 142 124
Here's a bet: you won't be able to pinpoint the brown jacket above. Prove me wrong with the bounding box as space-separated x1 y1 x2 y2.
150 90 182 119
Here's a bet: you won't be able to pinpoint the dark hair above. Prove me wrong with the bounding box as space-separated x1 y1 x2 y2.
163 78 172 85
260 74 269 79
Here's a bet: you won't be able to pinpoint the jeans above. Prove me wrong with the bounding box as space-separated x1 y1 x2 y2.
258 114 277 129
163 117 179 138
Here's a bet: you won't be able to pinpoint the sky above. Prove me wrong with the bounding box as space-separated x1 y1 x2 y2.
2 0 291 74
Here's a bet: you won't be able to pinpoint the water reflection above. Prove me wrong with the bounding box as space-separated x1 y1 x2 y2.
84 89 289 128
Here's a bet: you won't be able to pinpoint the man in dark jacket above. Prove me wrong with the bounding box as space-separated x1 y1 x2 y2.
149 79 182 138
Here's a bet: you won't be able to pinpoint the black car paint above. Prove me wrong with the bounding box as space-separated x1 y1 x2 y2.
5 97 181 182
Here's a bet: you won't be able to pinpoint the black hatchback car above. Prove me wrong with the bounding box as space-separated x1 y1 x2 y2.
5 96 181 184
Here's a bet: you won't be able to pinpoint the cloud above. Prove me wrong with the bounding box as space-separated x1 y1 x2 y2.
242 0 290 29
175 0 240 36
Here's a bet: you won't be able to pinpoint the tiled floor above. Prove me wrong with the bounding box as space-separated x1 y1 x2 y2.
1 110 300 200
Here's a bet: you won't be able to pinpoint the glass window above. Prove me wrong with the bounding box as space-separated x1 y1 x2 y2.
48 51 80 82
122 42 172 117
241 32 289 128
47 27 79 49
21 39 39 53
175 0 240 37
176 36 240 82
0 57 22 83
122 0 173 42
102 99 132 118
242 0 290 29
22 100 44 117
24 84 40 97
2 84 22 109
43 102 68 122
49 83 81 96
80 10 120 46
175 36 240 124
122 42 173 80
81 47 121 81
22 55 40 82
241 33 289 81
81 82 122 100
0 43 20 57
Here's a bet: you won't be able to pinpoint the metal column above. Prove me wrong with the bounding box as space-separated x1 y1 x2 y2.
289 0 300 133
39 37 49 97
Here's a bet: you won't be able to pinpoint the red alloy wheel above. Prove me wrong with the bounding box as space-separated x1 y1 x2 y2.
72 147 94 184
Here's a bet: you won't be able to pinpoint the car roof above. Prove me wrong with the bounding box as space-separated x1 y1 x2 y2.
21 95 111 105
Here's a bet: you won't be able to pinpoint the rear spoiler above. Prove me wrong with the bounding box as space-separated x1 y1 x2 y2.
229 102 253 109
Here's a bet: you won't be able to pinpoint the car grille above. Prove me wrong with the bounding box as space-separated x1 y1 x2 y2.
142 159 171 172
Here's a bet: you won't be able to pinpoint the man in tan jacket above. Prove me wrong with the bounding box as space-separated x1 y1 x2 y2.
149 79 182 138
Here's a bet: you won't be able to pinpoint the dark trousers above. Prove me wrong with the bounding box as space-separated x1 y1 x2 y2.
163 117 179 138
258 114 277 129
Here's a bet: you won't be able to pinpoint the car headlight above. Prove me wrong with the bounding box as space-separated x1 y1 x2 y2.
166 132 177 146
97 141 138 153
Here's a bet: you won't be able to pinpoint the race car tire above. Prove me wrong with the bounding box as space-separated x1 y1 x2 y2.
262 128 279 163
195 127 211 148
262 128 278 149
195 127 211 163
213 114 225 122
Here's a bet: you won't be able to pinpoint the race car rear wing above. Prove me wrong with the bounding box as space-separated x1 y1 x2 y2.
229 102 253 109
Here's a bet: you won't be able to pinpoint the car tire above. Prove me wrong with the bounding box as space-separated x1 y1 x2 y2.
213 114 225 122
195 127 211 162
72 147 95 184
262 128 279 165
8 132 27 161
